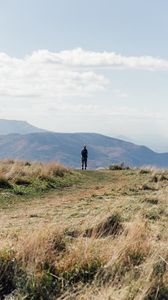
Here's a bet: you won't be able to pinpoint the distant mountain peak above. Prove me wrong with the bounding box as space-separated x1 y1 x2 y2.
0 119 46 135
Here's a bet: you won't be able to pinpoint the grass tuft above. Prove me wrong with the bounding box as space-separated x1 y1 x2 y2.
84 213 122 238
0 176 12 189
13 177 31 186
144 198 159 205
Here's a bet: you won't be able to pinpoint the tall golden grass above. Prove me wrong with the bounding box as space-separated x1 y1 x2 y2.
0 159 69 181
1 166 168 299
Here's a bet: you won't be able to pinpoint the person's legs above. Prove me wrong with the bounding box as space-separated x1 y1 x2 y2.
84 159 87 170
81 158 84 169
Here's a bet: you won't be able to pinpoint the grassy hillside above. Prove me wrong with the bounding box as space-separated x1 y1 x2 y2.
0 161 168 299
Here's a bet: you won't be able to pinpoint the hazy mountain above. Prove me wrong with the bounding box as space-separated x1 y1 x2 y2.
115 135 134 143
0 119 46 134
0 132 168 168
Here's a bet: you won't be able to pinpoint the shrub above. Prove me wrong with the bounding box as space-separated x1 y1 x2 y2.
109 163 129 170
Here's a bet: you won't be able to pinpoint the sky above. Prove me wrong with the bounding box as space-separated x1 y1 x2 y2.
0 0 168 151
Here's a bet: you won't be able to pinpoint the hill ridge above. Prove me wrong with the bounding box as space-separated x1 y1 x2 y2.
0 131 167 168
0 119 46 134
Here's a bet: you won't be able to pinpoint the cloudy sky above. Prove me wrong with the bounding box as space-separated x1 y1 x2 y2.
0 0 168 151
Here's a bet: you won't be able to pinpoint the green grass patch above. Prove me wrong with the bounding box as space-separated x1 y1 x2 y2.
0 172 80 208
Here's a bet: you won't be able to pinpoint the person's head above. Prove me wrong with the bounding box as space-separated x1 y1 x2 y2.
84 145 87 149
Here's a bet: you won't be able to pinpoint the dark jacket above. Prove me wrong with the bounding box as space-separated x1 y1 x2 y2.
81 148 88 159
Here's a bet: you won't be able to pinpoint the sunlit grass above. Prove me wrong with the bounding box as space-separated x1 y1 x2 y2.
0 162 168 299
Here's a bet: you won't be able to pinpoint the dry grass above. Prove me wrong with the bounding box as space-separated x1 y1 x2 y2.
0 217 162 299
84 213 123 238
0 160 70 201
1 165 168 299
0 160 69 181
16 226 67 270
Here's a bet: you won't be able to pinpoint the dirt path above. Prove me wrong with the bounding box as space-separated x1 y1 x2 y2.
0 173 115 238
0 169 160 242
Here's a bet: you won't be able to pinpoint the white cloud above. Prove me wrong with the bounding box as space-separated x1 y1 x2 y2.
29 48 168 70
1 47 168 135
0 48 168 101
0 68 107 98
0 50 109 99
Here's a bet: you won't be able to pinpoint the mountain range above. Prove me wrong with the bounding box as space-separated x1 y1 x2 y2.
0 119 167 168
0 119 45 135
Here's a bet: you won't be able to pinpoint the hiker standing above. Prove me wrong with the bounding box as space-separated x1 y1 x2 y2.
81 145 88 170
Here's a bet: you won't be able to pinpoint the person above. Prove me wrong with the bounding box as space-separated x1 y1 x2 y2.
81 145 88 170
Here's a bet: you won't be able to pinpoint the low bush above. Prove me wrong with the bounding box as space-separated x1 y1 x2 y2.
109 163 129 170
